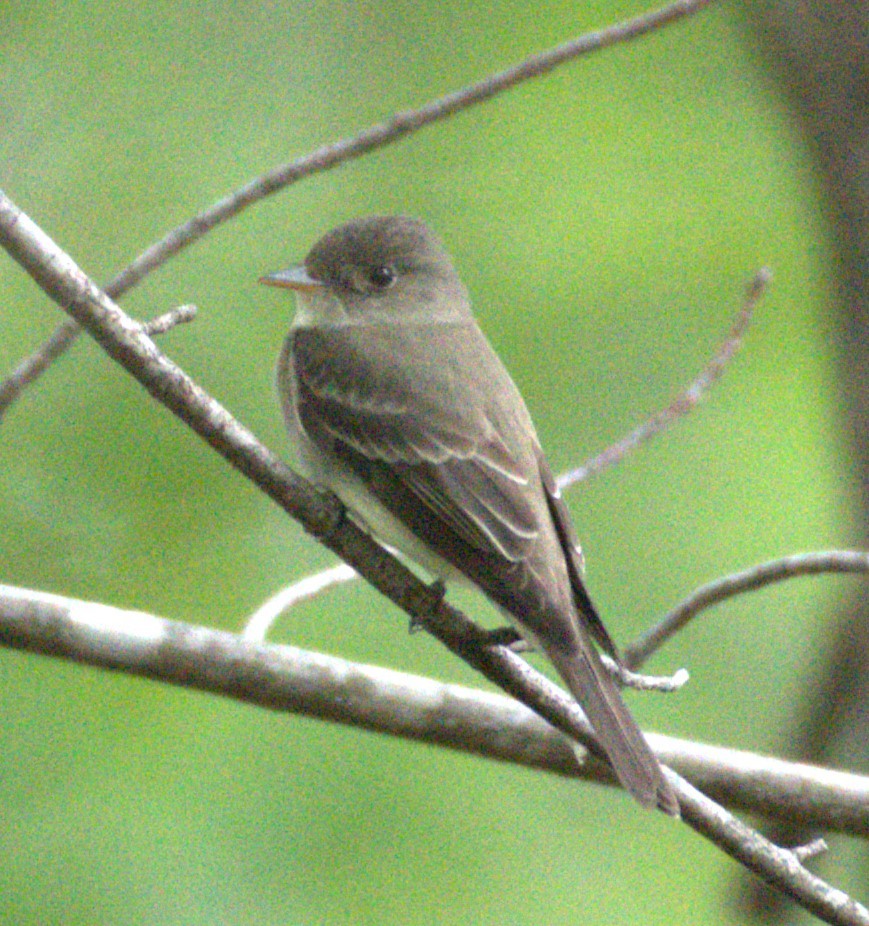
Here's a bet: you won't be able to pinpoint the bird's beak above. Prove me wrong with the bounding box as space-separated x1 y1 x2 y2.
258 266 324 292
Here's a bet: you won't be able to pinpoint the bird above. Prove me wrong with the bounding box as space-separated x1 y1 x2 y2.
260 215 677 814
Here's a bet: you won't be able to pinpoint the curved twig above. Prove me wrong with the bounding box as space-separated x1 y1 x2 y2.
625 550 869 669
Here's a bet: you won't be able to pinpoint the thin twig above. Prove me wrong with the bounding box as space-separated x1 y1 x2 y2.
1 583 867 840
243 563 358 642
558 267 770 490
143 304 197 336
2 193 867 926
625 550 869 670
0 0 713 420
245 568 689 688
793 839 829 863
243 571 692 691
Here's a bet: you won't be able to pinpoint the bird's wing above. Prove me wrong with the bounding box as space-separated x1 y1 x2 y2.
291 323 541 566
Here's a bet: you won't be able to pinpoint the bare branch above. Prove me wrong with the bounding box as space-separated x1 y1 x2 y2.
558 267 770 490
625 550 869 669
0 0 713 419
2 193 867 926
654 737 868 837
673 774 866 925
1 583 867 840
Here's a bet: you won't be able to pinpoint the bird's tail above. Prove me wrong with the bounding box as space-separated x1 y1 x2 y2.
544 640 679 816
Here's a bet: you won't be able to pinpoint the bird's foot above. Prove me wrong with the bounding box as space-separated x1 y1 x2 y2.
408 579 447 634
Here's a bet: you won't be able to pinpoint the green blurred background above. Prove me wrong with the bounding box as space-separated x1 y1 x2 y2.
1 1 863 923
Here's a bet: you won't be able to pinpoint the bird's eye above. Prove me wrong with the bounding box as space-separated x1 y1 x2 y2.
368 265 396 289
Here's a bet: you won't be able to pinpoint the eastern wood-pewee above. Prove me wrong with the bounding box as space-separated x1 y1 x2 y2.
261 215 676 814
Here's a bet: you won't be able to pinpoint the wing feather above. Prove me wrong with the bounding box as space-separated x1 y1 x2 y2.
293 324 539 562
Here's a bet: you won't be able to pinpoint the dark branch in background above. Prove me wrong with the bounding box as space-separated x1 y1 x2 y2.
740 2 869 919
1 583 867 839
2 192 867 926
625 551 869 670
558 268 769 490
0 0 712 421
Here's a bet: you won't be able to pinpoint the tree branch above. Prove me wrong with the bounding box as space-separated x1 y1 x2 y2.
1 582 867 839
1 191 867 926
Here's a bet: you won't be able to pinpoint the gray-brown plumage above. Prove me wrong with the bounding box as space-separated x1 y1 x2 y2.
262 215 677 814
